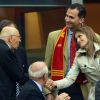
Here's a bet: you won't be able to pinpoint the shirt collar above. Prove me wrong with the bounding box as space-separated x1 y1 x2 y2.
77 42 100 53
33 80 42 92
68 29 73 35
6 42 11 49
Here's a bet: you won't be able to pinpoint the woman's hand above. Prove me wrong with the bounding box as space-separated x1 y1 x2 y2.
55 93 71 100
45 79 57 90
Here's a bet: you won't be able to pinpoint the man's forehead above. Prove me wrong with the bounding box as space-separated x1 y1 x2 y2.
67 8 79 15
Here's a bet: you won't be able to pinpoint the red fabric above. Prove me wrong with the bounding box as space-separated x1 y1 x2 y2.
70 33 88 84
70 33 76 67
51 27 67 81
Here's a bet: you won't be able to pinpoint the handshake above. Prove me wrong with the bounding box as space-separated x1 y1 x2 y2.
45 79 57 91
45 79 71 100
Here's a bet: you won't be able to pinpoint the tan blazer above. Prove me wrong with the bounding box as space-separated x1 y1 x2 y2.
45 29 68 76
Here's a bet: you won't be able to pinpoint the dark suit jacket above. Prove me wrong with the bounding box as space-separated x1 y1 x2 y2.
15 46 29 80
18 80 46 100
0 39 26 100
95 80 100 100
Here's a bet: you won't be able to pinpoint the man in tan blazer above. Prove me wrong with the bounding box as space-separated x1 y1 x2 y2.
45 3 90 100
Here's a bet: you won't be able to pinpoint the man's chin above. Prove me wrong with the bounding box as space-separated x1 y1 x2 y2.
66 24 74 28
66 25 72 29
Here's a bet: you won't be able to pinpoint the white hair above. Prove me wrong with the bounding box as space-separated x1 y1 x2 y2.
28 64 48 78
0 26 19 38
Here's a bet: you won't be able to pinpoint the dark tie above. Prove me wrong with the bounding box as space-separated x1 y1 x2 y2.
70 33 76 67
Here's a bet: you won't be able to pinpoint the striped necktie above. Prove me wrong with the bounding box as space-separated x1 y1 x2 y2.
16 82 20 98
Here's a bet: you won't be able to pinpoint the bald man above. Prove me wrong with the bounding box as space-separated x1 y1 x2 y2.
18 61 70 100
18 61 48 100
0 26 27 100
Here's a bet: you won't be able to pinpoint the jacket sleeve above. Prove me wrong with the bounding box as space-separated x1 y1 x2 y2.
45 30 61 77
55 56 79 90
45 32 55 76
3 49 26 84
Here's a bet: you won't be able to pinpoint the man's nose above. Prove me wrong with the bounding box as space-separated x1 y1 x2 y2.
65 16 70 22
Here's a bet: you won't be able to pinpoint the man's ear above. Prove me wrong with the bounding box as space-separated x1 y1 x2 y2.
43 74 46 79
8 35 13 43
43 74 48 80
80 18 85 26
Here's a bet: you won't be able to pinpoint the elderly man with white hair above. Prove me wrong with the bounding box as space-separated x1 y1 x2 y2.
18 61 49 100
18 61 71 100
0 26 21 49
0 26 27 100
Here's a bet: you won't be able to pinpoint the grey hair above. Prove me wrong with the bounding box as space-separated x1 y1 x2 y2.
28 65 48 78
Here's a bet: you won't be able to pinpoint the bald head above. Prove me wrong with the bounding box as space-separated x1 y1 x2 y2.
28 61 48 78
0 26 19 37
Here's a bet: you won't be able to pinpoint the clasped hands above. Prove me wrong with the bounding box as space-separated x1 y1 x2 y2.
45 79 71 100
45 79 57 91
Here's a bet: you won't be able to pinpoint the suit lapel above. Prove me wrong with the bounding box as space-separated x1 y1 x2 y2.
29 80 46 100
